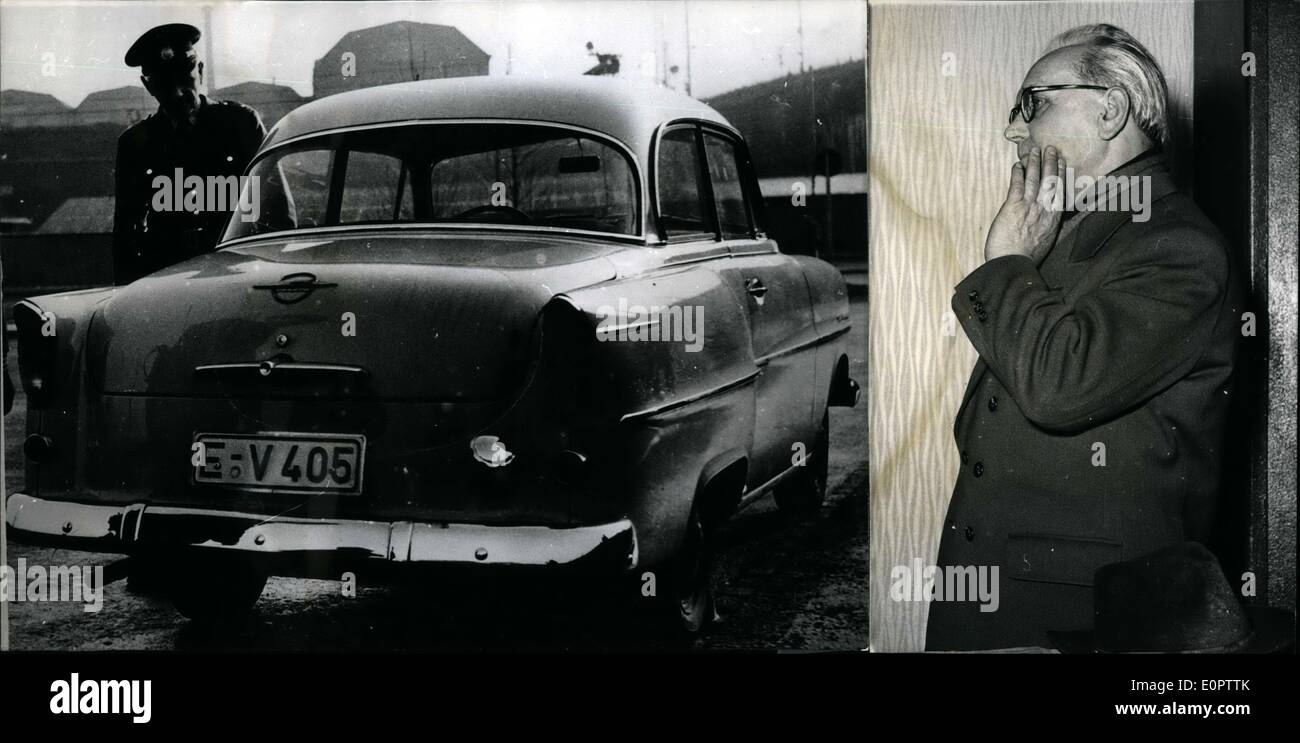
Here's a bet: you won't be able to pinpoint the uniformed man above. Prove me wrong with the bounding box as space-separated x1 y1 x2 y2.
925 24 1244 650
112 23 266 285
3 303 12 416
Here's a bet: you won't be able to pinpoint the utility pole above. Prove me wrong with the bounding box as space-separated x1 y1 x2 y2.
683 0 692 96
203 5 216 91
797 0 805 74
406 25 419 81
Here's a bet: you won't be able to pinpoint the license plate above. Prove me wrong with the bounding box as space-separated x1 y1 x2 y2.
193 432 365 494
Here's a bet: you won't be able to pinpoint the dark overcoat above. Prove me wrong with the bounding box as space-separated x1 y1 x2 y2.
925 152 1244 651
112 95 265 285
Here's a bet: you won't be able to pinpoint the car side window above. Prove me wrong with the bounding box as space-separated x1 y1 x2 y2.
656 127 714 239
266 149 333 230
702 132 753 239
340 151 413 224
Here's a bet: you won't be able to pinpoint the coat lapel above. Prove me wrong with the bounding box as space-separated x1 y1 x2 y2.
1067 155 1179 263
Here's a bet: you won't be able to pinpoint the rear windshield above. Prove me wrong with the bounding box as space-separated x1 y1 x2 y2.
224 122 640 241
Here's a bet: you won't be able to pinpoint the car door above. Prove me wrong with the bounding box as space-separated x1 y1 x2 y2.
698 127 818 489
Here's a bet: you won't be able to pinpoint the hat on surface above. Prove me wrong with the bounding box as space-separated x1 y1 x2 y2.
1050 541 1295 653
125 23 201 68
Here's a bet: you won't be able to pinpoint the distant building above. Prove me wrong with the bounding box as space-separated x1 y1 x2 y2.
0 89 73 129
0 121 122 232
3 196 115 294
36 195 115 234
211 81 307 129
704 61 866 181
74 85 156 127
312 21 489 100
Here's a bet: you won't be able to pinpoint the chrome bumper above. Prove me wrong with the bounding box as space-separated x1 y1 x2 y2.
4 493 637 571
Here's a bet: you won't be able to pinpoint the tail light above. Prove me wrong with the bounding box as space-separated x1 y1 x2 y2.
533 298 621 432
13 300 58 409
24 434 56 462
521 299 620 484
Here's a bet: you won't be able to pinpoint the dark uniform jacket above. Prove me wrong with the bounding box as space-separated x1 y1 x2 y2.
925 151 1244 650
2 258 11 414
112 95 265 285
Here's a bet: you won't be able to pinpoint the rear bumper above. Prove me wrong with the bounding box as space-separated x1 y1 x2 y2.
4 492 637 574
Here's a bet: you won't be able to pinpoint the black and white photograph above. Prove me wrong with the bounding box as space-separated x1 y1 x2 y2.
865 0 1294 658
1 0 870 653
0 0 1297 725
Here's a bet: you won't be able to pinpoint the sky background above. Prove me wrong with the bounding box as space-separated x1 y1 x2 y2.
0 0 867 105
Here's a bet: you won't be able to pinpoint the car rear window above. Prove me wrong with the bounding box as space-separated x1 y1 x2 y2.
225 123 639 241
339 150 414 224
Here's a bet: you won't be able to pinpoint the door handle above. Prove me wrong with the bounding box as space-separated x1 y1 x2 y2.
745 277 768 299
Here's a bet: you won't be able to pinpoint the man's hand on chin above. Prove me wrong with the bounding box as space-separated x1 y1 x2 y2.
983 145 1067 264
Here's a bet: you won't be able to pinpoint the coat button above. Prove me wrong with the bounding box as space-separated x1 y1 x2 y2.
987 396 998 412
977 310 988 321
968 291 979 300
973 461 984 477
961 451 969 464
964 526 975 542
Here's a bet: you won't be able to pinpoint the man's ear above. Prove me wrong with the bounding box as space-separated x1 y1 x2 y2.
1098 87 1130 141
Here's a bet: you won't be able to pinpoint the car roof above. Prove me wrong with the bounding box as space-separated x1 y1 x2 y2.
261 75 733 162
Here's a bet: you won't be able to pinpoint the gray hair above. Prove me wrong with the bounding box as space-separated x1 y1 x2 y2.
1045 24 1170 147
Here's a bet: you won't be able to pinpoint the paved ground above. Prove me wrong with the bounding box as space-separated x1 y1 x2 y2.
2 296 868 651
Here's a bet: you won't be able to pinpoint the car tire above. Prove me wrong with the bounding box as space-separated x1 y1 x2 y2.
165 553 267 628
641 504 719 640
124 556 172 596
774 408 830 514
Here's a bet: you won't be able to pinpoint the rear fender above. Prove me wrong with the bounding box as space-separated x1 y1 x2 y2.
13 288 116 496
14 288 115 408
694 451 748 527
557 268 758 565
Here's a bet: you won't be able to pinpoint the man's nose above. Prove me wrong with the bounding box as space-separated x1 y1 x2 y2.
1005 118 1028 143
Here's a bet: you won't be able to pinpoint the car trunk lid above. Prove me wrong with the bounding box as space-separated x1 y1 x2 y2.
87 231 620 402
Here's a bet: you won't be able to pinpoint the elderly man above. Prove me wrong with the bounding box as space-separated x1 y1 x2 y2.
112 23 265 285
925 24 1244 650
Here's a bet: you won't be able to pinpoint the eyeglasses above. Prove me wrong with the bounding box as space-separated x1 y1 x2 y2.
1009 84 1109 124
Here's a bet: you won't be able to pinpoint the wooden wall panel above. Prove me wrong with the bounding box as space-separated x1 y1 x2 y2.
867 0 1194 652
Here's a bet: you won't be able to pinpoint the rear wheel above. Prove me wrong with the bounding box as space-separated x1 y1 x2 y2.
641 504 720 640
164 553 267 628
774 408 829 514
125 556 172 596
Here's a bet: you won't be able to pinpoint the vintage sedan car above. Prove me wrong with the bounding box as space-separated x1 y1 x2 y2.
7 76 857 634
